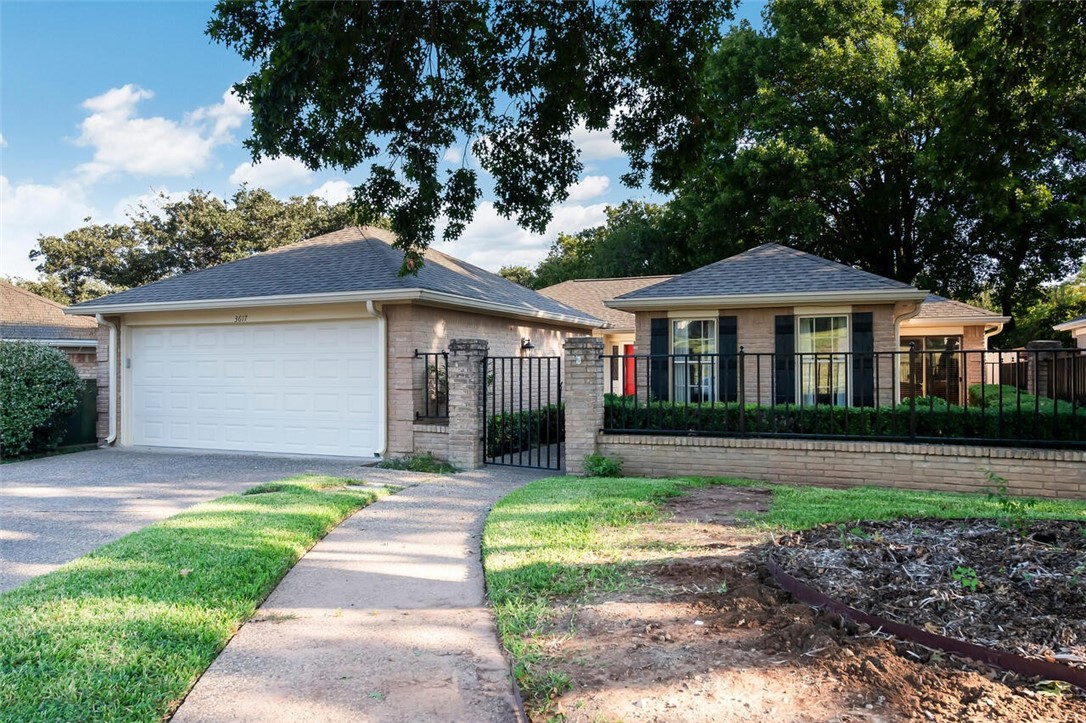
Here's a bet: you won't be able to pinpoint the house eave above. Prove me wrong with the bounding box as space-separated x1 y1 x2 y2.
906 315 1012 326
606 289 929 311
0 337 98 347
1054 319 1086 332
66 289 601 330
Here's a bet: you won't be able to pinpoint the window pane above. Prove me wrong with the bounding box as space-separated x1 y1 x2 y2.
797 315 848 404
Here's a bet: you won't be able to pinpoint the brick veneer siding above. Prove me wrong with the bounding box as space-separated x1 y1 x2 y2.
95 320 119 443
563 337 604 475
597 434 1086 500
384 302 586 458
634 303 908 405
413 423 449 460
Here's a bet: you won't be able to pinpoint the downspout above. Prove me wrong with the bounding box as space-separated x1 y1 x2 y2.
983 323 1005 347
96 314 118 445
366 301 387 459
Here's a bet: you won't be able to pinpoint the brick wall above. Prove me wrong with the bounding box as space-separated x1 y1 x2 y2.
597 434 1086 500
384 302 586 458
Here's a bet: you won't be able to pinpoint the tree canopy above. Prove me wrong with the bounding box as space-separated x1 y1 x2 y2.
659 0 1086 333
207 0 734 271
28 187 359 304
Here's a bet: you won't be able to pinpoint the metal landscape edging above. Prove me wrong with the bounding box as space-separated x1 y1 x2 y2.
766 554 1086 691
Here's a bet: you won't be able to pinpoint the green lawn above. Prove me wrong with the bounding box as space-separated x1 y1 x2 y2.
0 476 391 722
482 476 1086 702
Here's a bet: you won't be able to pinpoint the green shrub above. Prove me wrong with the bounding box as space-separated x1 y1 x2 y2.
602 395 1086 444
0 341 84 457
377 452 458 474
582 452 622 477
486 403 564 458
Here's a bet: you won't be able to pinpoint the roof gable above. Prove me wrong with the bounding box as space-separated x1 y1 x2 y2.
614 243 916 302
1 281 98 341
538 276 675 330
68 227 599 326
913 294 1007 322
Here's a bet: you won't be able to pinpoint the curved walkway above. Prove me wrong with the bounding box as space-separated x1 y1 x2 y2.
172 466 546 723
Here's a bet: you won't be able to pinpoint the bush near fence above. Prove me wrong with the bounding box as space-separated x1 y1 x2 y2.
603 386 1086 445
486 404 565 458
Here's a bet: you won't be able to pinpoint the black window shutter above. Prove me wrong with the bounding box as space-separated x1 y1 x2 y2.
649 317 669 402
774 315 795 404
851 311 875 406
718 316 738 402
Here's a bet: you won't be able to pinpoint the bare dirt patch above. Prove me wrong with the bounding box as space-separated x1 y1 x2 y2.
535 486 1086 722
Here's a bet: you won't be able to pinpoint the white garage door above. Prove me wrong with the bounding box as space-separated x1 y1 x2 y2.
129 320 380 457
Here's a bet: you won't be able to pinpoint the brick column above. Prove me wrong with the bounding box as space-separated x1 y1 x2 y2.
447 338 488 470
563 336 604 475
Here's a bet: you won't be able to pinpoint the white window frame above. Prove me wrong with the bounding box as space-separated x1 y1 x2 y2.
795 314 851 406
670 317 717 403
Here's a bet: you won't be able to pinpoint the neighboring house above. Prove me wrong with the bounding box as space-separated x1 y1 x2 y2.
607 243 1010 406
1 280 99 379
1054 315 1086 349
1 280 104 446
67 227 599 459
538 275 674 396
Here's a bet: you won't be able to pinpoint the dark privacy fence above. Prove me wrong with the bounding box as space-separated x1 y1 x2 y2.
602 347 1086 448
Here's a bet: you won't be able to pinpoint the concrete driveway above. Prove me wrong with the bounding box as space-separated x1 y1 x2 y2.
0 447 377 594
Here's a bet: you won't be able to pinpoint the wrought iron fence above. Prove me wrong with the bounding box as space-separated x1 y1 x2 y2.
414 349 449 421
601 347 1086 448
482 355 563 469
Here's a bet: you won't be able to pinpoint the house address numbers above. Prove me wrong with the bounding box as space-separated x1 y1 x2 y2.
234 314 248 323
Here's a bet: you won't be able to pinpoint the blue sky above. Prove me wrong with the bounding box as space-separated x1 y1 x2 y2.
1 1 764 280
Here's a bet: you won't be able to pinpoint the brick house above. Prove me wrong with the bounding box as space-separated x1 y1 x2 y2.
538 276 674 396
605 244 1009 406
2 281 104 446
67 227 598 458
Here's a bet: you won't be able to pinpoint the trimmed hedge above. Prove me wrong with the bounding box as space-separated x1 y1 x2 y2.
0 341 85 457
486 404 564 458
603 391 1086 444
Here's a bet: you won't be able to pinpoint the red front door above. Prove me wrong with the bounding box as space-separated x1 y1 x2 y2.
623 344 636 396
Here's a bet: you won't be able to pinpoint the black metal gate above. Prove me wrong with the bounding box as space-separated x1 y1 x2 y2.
482 355 563 470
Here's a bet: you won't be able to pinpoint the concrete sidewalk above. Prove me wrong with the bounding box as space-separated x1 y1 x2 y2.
172 466 547 723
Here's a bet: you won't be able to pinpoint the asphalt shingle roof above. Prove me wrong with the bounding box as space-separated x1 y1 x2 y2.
615 243 915 301
70 227 599 325
538 276 675 330
1 281 98 341
914 294 1005 321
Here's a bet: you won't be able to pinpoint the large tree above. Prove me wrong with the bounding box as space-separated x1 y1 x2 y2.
207 0 734 272
655 0 1086 327
30 187 358 303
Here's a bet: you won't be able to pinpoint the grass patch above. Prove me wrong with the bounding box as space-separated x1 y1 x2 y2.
377 452 457 474
0 475 389 722
483 475 1086 703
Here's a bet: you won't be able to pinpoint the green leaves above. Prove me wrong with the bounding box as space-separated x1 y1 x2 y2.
29 187 363 303
207 0 736 269
0 341 84 457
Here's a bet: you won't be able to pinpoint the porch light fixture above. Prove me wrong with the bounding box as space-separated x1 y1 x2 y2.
520 338 535 356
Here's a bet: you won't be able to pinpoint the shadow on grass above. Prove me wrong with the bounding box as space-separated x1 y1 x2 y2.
0 477 390 722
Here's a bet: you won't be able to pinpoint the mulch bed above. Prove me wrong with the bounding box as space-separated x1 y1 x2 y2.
772 518 1086 676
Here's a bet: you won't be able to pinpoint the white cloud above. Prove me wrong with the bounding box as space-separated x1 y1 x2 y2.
229 155 312 189
310 180 354 204
442 147 463 164
566 175 610 202
0 176 98 278
571 121 623 161
0 133 7 148
74 85 249 181
435 200 609 272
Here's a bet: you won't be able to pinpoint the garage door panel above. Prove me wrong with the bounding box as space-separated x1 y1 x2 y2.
130 319 379 457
